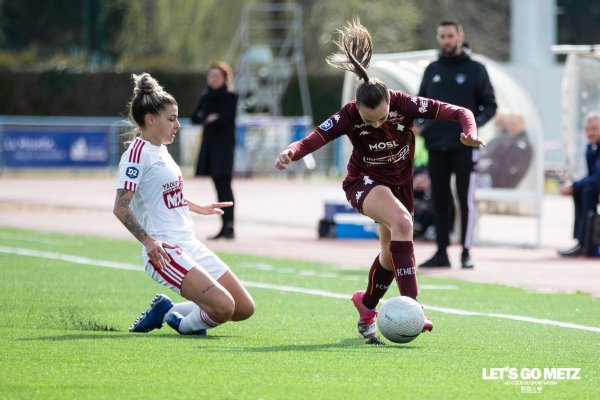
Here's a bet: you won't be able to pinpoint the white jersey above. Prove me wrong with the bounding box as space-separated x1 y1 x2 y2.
116 137 195 247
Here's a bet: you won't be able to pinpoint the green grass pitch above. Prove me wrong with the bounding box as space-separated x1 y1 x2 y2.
0 226 598 399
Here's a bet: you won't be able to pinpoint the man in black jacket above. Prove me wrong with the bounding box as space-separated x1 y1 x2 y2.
417 21 497 268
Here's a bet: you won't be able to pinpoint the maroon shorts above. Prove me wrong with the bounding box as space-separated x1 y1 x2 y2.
342 175 414 216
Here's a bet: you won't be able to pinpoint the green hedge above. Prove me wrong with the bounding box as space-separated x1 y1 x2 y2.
0 68 344 125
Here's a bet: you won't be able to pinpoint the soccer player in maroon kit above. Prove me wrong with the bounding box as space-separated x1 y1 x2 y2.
275 20 485 344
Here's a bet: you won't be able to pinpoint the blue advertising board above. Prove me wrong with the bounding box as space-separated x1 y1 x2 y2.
3 127 109 168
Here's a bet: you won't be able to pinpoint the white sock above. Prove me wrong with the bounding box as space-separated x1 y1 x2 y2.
178 307 221 333
172 301 197 316
163 301 196 322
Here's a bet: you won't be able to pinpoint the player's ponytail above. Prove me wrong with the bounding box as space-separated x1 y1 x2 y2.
123 73 177 144
326 18 389 108
129 73 177 128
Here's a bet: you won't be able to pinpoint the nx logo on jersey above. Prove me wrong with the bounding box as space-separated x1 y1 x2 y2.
319 119 333 131
369 140 399 151
162 178 187 209
126 166 139 179
164 189 188 209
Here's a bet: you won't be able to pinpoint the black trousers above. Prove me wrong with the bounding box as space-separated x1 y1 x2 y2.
427 149 477 250
573 183 599 243
212 176 234 230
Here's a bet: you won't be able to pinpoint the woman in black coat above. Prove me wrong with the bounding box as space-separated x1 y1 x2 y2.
190 62 238 239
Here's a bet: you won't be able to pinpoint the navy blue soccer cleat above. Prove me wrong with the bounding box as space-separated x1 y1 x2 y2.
129 294 174 333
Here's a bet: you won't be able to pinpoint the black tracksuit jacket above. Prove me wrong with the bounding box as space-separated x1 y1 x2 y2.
418 50 497 151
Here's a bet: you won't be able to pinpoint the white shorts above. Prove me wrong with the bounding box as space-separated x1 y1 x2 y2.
143 240 229 295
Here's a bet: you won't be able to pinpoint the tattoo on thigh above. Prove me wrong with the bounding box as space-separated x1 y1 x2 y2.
201 284 215 294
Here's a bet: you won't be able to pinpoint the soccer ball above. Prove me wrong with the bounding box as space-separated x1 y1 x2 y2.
377 296 425 343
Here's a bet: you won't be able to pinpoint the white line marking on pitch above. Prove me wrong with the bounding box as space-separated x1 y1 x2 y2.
2 245 599 334
0 246 143 271
0 233 83 247
236 262 457 289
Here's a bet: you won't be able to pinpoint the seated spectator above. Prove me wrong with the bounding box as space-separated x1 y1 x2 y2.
476 113 532 188
558 112 600 257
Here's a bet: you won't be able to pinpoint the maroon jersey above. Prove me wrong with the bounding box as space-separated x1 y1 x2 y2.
343 91 439 186
289 90 478 187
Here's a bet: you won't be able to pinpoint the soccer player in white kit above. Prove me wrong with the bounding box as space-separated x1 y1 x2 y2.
113 73 254 335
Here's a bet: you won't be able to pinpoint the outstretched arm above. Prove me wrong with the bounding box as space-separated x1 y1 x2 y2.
113 189 173 269
274 130 327 170
437 102 486 147
187 199 233 215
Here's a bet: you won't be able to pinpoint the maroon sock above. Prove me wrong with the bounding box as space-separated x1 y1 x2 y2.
390 240 419 300
362 254 394 309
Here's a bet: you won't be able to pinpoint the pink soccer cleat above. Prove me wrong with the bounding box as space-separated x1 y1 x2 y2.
351 290 378 338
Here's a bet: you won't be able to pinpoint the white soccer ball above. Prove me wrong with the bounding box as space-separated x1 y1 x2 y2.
377 296 424 343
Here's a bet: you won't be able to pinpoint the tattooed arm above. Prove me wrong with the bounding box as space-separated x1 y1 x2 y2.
113 189 148 243
113 189 172 269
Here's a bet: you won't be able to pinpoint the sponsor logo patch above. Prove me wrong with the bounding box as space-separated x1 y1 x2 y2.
162 178 188 209
319 119 333 131
418 98 429 113
126 166 139 179
363 145 410 165
164 188 187 209
369 140 399 151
